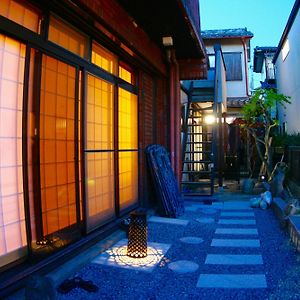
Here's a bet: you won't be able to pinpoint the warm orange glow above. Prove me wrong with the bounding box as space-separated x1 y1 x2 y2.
40 55 77 235
92 42 117 75
119 152 138 209
86 74 114 150
118 88 138 150
0 34 27 264
0 0 40 33
85 153 115 232
119 65 134 84
48 15 88 58
85 74 115 233
118 88 138 209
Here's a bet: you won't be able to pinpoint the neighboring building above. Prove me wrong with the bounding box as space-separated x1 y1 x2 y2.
201 28 253 120
180 28 253 194
253 46 277 89
0 0 207 295
273 0 300 134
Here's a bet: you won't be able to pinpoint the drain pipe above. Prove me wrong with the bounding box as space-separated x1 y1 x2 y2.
166 48 181 183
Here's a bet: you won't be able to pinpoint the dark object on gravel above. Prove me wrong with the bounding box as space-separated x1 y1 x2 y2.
25 275 55 300
145 144 184 217
57 277 98 294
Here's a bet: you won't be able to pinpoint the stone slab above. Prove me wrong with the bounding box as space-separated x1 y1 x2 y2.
222 201 252 210
215 228 258 235
168 260 199 274
184 206 199 212
211 239 260 247
197 274 267 288
205 254 263 265
92 239 171 273
180 237 204 244
201 208 218 214
218 219 256 225
148 216 189 226
196 217 215 224
221 212 254 217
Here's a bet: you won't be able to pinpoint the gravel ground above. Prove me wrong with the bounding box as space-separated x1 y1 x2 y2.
56 200 300 300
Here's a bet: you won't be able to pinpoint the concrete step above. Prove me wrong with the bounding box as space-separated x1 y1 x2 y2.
218 219 256 225
215 228 258 235
211 238 260 248
197 274 267 289
205 254 263 265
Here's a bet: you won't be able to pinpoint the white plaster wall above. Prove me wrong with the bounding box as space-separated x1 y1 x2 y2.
276 8 300 134
181 89 188 104
205 40 249 98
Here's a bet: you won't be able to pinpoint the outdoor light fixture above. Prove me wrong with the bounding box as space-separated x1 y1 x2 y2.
127 210 148 258
162 36 173 47
204 114 216 125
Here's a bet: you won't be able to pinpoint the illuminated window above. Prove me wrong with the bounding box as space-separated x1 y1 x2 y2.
85 74 115 233
0 34 27 267
118 88 138 209
119 63 134 84
48 15 88 59
92 42 117 75
39 55 78 235
0 0 40 33
282 39 290 61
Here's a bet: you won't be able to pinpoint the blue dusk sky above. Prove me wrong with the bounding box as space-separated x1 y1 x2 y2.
199 0 295 88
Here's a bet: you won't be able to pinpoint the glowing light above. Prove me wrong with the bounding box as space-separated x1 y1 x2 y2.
204 115 216 125
93 239 171 272
107 245 160 268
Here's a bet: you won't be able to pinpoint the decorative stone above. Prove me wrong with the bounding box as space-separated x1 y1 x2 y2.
168 260 199 274
180 237 204 244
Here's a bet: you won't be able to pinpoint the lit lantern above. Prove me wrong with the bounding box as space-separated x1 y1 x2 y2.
127 210 148 258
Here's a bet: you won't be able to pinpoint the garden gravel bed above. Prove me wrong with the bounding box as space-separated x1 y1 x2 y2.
55 202 300 300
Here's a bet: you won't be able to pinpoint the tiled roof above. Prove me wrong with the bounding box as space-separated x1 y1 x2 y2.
227 97 249 107
201 28 253 39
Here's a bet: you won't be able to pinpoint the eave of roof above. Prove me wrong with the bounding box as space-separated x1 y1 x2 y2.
253 46 277 73
273 0 300 63
201 28 253 39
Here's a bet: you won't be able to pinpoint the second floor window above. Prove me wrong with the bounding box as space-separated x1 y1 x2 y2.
223 52 242 81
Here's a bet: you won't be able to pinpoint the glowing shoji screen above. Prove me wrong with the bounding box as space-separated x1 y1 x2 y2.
119 65 134 84
39 55 77 235
0 34 27 266
118 88 138 209
91 42 117 75
48 16 88 59
0 0 40 33
85 74 115 233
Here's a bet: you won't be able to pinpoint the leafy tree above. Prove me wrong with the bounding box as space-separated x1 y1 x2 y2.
241 88 290 179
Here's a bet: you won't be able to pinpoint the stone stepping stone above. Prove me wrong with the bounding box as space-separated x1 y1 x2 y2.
196 217 215 224
148 216 189 226
201 208 218 215
215 228 258 235
211 238 260 248
218 219 256 225
185 206 198 212
205 254 263 265
168 260 199 274
222 201 251 210
197 274 267 288
180 237 204 244
221 212 254 217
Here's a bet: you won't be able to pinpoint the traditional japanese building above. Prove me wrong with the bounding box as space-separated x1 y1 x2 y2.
0 0 207 295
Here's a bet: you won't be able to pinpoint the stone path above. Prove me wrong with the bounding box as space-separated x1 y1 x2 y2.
197 202 267 289
51 198 300 299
